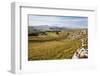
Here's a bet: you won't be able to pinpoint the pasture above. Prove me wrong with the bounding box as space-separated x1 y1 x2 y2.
28 29 87 61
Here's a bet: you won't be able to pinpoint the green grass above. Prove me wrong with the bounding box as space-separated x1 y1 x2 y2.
46 32 58 37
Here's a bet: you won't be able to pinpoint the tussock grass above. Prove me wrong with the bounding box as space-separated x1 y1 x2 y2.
28 30 87 61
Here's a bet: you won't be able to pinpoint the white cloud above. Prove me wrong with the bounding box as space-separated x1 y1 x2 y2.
28 15 88 28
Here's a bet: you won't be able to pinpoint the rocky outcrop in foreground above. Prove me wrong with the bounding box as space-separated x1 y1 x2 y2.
72 48 88 59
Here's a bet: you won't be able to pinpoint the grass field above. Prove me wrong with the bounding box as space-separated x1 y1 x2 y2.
28 30 87 61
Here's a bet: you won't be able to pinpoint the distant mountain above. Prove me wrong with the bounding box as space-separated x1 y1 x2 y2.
33 25 50 31
28 25 87 34
29 25 69 30
28 25 51 34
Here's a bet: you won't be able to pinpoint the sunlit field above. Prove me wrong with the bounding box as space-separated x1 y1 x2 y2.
28 29 88 61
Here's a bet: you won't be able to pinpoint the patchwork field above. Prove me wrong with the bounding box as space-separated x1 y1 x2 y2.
28 29 87 61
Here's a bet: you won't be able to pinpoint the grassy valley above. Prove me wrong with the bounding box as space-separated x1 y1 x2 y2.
28 28 88 61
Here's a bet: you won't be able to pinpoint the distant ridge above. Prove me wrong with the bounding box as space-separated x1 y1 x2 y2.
28 25 87 34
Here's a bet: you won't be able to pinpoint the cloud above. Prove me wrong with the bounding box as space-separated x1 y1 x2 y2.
29 15 88 28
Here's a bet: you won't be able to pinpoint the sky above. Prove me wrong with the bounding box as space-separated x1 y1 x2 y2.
29 15 88 28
